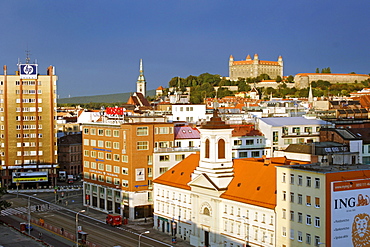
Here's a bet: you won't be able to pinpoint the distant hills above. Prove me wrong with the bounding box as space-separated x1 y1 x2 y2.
57 89 156 104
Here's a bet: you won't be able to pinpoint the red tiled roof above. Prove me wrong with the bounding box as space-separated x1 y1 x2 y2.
154 154 309 209
174 126 200 139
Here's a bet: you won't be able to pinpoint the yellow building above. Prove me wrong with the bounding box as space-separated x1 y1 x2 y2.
0 62 58 188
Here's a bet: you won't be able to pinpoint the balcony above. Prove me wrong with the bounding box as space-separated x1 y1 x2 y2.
154 147 200 153
282 131 319 137
232 144 266 150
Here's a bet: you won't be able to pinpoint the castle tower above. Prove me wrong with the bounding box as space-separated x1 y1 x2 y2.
246 54 251 61
136 59 146 96
191 110 234 190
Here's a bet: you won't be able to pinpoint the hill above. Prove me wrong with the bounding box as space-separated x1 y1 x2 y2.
57 89 156 104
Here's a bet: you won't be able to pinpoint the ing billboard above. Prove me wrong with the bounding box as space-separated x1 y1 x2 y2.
331 179 370 247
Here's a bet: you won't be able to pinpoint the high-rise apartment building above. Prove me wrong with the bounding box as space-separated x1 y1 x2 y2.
0 62 58 188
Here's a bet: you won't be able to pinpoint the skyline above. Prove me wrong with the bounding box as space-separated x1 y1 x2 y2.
1 1 369 99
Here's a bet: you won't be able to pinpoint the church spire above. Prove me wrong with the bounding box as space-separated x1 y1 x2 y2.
136 59 146 96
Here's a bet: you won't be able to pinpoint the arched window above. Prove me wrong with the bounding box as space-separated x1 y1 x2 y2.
218 139 225 159
203 207 210 216
205 139 210 158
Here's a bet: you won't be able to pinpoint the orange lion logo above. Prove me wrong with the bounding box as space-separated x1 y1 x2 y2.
352 213 370 247
356 194 370 207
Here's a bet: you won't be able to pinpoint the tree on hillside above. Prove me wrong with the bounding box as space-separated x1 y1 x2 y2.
217 87 234 98
286 75 294 83
276 75 282 83
198 73 221 86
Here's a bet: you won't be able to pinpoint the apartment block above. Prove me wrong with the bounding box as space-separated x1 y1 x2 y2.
0 63 58 188
82 121 174 220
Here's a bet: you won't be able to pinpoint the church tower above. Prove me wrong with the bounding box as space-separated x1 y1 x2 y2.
136 59 146 96
191 110 234 190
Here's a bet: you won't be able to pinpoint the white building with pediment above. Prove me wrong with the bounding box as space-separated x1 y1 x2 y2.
153 111 308 247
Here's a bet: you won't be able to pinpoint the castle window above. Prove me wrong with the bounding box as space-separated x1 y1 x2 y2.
218 139 225 159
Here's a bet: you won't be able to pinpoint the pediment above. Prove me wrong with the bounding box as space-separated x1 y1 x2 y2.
188 173 220 191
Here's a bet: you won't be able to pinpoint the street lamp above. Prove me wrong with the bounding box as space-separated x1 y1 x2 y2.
28 194 37 235
138 230 149 247
238 216 250 247
75 210 85 247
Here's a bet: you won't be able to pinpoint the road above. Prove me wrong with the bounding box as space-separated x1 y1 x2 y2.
2 193 174 247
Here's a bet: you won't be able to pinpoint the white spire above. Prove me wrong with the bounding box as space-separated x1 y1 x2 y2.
136 59 146 96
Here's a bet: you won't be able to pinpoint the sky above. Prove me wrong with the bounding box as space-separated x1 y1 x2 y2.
0 1 369 98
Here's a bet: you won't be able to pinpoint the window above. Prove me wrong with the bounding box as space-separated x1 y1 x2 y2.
306 195 311 206
90 140 96 146
315 197 320 208
106 164 112 172
122 155 128 163
282 227 286 237
290 211 294 221
98 129 104 136
106 176 112 184
98 152 104 159
282 209 286 219
282 191 286 201
290 229 294 239
306 215 312 225
90 128 96 135
122 180 128 187
282 173 286 183
84 150 89 157
84 161 89 168
106 153 112 160
175 154 185 161
113 142 119 149
298 212 303 223
234 140 242 146
290 192 294 203
159 167 168 174
114 154 120 161
307 176 311 187
292 127 300 134
83 139 89 146
315 236 320 246
298 175 302 186
245 139 253 145
290 174 294 184
105 129 111 136
98 163 104 170
251 151 259 157
137 127 148 136
91 162 96 169
114 178 120 185
315 217 320 228
122 168 128 175
315 178 320 189
159 155 170 162
137 141 148 150
298 194 303 204
98 175 104 182
218 139 225 159
157 127 169 134
105 141 111 148
98 140 104 147
298 231 303 242
114 166 120 173
113 130 119 137
205 139 210 158
148 167 152 177
147 155 153 165
306 233 311 245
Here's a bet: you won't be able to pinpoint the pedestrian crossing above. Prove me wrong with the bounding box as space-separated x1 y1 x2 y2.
1 204 61 216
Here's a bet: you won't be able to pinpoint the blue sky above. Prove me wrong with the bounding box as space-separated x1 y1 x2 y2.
0 1 369 98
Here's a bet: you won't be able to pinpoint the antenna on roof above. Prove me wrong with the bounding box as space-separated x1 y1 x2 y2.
25 49 31 64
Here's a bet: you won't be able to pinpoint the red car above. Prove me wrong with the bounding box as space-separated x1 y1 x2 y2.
106 214 122 227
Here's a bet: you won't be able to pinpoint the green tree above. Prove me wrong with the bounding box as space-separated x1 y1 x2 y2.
286 75 294 83
276 75 282 83
315 68 320 73
217 87 234 98
0 187 11 214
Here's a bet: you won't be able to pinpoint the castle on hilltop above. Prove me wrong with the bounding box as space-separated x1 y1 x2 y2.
229 54 283 81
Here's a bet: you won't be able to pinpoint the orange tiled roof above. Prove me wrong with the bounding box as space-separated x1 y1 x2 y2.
296 73 370 77
154 153 309 209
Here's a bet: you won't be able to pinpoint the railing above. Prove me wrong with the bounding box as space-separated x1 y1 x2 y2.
282 131 319 137
154 147 200 153
232 144 266 149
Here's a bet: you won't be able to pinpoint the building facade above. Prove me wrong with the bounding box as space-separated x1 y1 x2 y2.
0 62 58 188
82 121 174 220
229 54 283 81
